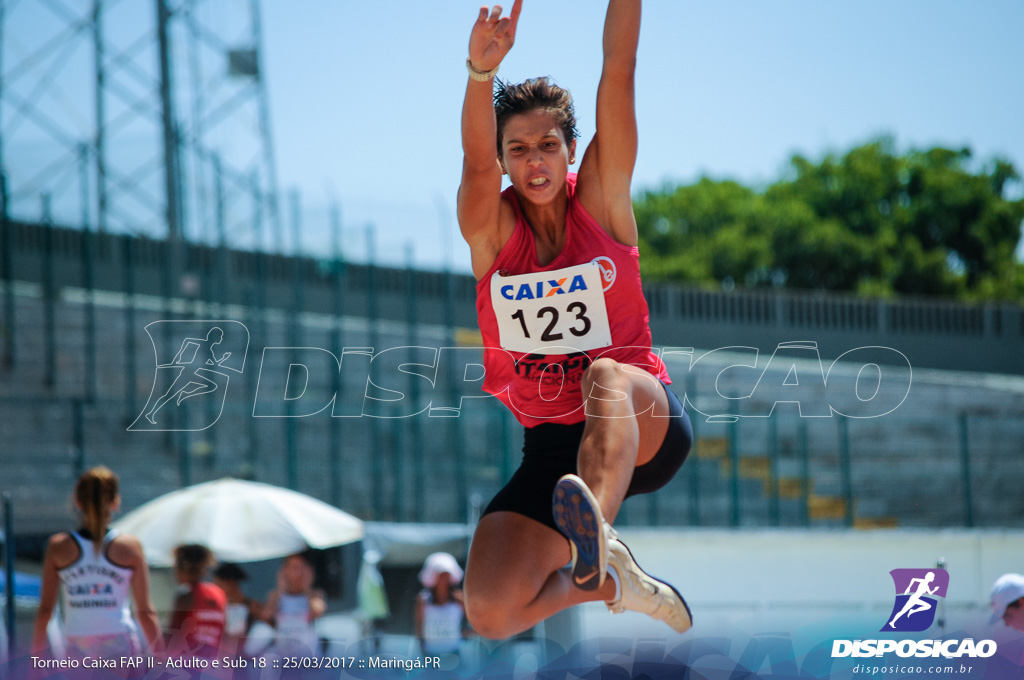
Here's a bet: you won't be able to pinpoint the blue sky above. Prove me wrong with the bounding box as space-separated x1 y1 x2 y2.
4 1 1023 272
259 1 1024 271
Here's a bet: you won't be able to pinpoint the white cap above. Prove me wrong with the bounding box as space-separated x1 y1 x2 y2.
418 552 464 588
990 573 1024 623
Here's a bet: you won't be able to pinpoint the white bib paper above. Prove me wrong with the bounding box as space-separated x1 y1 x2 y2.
490 262 612 355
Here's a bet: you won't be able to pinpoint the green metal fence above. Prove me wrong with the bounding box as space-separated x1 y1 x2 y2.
0 215 1022 533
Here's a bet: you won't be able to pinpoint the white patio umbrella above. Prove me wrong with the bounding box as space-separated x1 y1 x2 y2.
112 478 364 566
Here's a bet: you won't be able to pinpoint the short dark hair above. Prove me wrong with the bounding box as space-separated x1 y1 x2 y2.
494 77 578 156
74 466 119 555
213 562 248 582
284 552 312 566
174 543 214 578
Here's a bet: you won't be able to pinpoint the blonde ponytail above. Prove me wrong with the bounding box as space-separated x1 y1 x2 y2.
74 466 119 555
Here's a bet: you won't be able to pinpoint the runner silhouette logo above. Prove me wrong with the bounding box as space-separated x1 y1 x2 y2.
882 568 949 632
130 321 249 431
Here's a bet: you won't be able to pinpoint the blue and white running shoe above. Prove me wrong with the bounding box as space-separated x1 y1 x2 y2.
552 473 613 591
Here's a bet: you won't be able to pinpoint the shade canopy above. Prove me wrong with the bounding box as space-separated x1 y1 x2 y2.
113 478 364 567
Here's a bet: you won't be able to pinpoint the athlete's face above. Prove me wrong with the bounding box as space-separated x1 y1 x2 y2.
500 109 576 207
214 577 242 600
281 556 311 592
173 564 196 586
1004 598 1024 633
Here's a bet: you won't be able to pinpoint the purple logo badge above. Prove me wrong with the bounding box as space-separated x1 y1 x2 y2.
882 568 950 632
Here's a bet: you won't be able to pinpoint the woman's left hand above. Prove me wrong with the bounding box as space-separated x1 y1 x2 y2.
468 1 522 73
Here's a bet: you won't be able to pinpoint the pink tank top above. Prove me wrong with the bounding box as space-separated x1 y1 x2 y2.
475 173 670 428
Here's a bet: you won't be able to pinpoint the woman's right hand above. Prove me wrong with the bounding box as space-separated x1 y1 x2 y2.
468 2 522 73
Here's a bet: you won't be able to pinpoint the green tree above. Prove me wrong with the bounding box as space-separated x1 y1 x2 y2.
634 139 1024 301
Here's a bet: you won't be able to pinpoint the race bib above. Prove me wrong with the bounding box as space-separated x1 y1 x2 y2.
225 603 249 636
276 611 308 637
490 262 612 355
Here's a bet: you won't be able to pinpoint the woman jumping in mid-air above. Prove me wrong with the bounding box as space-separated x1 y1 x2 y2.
458 0 694 638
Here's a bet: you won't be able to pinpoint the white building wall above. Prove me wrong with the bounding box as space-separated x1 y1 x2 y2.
568 528 1024 641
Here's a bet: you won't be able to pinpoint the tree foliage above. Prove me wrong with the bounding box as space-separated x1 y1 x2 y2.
633 139 1024 300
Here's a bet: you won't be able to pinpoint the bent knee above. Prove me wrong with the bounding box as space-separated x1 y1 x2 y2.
464 597 512 640
464 587 530 640
582 357 629 393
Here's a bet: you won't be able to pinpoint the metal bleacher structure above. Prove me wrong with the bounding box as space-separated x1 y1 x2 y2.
2 218 1023 541
2 0 1022 547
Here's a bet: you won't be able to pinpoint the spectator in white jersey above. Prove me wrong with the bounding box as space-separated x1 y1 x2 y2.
263 553 326 657
415 552 469 657
32 466 162 659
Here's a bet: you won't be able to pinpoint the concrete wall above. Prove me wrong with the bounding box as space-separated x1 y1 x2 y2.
573 528 1024 640
2 221 1023 538
1 284 1023 538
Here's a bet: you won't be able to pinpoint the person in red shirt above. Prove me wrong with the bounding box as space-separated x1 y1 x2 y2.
459 1 693 639
169 544 227 658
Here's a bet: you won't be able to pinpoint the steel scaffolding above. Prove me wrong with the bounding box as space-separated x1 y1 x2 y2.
0 0 281 251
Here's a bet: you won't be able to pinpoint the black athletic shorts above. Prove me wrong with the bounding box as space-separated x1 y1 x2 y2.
482 380 693 532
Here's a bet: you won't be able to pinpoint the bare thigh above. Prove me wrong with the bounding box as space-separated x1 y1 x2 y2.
464 511 593 638
582 359 671 467
465 512 569 609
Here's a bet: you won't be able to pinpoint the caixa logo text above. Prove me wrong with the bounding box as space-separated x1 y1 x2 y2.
499 274 590 300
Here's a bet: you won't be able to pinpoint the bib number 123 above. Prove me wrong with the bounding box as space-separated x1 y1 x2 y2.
490 262 612 355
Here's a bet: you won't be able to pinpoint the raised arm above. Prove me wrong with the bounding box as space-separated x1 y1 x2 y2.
458 2 521 279
261 590 279 624
414 595 426 648
576 0 641 246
